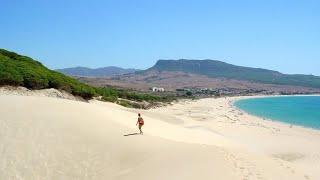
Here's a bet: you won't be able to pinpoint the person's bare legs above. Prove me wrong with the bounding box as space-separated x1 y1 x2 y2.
139 124 143 135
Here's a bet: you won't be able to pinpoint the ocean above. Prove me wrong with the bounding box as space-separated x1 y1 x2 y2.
234 96 320 129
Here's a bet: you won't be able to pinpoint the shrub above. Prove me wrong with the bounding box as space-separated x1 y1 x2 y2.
0 70 23 86
118 100 133 108
186 91 193 96
102 95 117 102
71 85 96 100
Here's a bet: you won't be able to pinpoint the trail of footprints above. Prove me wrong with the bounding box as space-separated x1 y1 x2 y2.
224 150 264 180
219 110 281 134
225 151 312 180
273 158 311 180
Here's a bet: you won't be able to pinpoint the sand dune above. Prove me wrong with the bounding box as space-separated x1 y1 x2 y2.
1 95 320 179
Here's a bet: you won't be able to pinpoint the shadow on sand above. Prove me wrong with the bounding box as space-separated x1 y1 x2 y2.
123 133 140 136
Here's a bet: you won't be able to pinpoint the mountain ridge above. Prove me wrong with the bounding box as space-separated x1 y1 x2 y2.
142 59 320 88
56 66 139 77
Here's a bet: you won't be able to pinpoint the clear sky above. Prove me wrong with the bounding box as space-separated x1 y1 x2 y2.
1 0 319 75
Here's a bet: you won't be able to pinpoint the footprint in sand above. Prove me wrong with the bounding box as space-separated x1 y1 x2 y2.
224 151 263 180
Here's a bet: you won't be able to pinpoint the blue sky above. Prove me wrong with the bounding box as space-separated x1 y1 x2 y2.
1 0 319 75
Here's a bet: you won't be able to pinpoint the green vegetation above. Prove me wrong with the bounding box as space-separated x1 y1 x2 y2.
117 99 142 109
147 59 320 88
0 49 173 105
98 87 174 103
186 91 193 96
0 49 97 99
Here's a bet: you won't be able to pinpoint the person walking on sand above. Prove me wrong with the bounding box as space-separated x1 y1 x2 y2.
136 113 144 135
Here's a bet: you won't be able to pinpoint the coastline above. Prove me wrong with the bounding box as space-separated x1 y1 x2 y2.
149 95 320 137
232 95 320 132
146 95 320 179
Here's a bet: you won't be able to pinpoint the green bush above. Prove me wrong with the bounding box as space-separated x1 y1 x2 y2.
102 95 117 102
22 72 49 89
186 91 193 96
117 100 142 108
118 100 133 108
0 70 23 86
71 85 96 100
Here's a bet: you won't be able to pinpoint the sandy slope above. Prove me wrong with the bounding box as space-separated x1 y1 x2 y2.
144 97 320 179
1 95 319 179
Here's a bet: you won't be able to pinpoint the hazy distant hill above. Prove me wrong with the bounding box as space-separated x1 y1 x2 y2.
56 66 138 77
143 59 320 88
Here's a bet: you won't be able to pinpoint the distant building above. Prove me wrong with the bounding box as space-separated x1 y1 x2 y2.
152 87 165 92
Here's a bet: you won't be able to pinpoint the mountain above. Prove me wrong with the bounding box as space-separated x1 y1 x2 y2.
143 59 320 88
56 66 138 77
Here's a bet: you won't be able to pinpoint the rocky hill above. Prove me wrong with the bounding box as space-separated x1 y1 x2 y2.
143 59 320 88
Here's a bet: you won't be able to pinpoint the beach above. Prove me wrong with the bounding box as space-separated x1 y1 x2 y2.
1 92 320 179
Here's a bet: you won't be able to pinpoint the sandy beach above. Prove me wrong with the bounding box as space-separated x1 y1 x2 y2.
1 92 320 179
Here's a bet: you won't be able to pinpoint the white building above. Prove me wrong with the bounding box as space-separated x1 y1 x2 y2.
152 87 165 92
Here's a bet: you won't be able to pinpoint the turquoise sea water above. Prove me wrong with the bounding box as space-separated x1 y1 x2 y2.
234 96 320 129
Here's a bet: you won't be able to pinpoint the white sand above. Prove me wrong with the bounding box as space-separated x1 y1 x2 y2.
1 94 320 180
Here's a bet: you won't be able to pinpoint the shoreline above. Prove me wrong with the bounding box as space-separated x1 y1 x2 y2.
231 95 320 133
148 95 320 178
